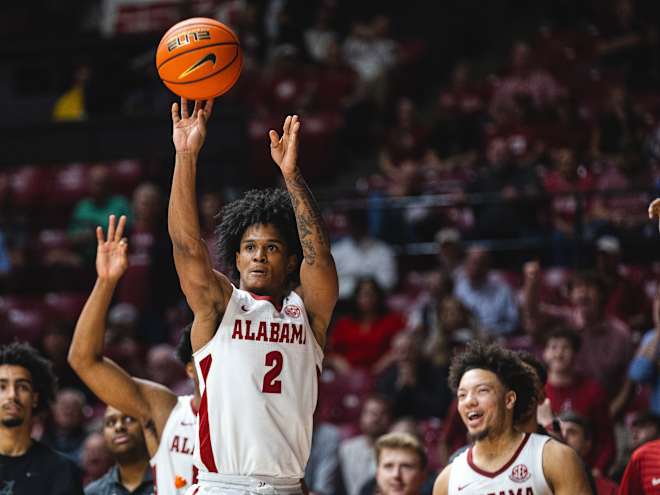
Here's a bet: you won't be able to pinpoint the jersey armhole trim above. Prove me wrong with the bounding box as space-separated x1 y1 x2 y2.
192 284 238 360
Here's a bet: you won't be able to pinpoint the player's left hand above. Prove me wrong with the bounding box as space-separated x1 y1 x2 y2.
269 115 300 175
172 97 214 155
96 214 128 283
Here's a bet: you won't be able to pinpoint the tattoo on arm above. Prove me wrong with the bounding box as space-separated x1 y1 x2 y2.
284 168 330 266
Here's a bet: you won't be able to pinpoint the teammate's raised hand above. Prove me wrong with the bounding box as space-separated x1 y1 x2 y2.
269 115 300 175
96 214 128 283
649 198 660 233
172 97 214 155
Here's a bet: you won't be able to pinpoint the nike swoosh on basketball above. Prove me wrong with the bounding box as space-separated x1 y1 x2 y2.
178 53 217 79
458 482 474 491
652 477 660 486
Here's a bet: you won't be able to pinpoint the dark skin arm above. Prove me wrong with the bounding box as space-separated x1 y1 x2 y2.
269 115 338 347
68 215 176 451
168 98 232 352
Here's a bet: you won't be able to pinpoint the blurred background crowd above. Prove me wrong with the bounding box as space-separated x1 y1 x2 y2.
2 0 660 493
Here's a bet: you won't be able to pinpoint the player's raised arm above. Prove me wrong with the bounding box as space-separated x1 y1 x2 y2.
68 215 176 440
168 98 231 351
542 439 592 495
270 115 338 347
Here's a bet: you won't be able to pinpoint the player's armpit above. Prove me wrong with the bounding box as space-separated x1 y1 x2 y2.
542 439 592 495
134 378 180 439
432 464 451 495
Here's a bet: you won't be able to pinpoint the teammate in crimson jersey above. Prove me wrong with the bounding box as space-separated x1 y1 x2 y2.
69 215 200 494
432 342 591 495
167 99 337 494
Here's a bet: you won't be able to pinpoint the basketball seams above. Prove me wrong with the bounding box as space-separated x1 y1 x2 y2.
156 41 240 70
161 47 241 85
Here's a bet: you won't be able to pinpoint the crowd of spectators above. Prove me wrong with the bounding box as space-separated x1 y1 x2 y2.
3 0 660 494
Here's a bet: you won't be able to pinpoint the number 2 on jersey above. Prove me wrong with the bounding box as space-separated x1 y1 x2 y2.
262 351 283 393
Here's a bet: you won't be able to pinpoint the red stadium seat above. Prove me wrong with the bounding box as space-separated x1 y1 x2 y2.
49 162 89 207
317 368 373 425
110 159 143 192
0 296 48 345
44 292 87 322
37 229 72 252
10 165 51 208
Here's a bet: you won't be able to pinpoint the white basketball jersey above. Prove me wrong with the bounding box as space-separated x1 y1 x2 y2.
193 287 323 479
150 395 198 494
448 433 552 495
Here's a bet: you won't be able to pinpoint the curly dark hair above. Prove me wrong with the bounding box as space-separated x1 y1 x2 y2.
448 341 537 424
175 323 193 365
215 188 302 286
0 342 57 414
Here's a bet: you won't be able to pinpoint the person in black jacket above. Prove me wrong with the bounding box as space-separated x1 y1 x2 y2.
0 341 83 495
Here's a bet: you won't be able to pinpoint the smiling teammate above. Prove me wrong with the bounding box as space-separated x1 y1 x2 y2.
432 342 591 495
168 98 338 494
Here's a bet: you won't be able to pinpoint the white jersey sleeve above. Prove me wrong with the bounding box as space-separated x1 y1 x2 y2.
193 287 324 479
150 395 198 494
448 433 552 495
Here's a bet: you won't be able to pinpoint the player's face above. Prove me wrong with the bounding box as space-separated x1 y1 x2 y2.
543 337 575 372
0 365 37 428
236 223 295 295
376 448 425 495
457 369 514 442
103 407 145 456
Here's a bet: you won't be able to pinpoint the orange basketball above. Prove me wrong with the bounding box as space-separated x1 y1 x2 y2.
156 18 242 100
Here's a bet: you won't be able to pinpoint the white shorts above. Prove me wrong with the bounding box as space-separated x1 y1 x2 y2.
184 473 303 495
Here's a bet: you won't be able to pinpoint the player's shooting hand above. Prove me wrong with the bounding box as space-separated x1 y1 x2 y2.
269 115 300 175
172 97 214 155
96 215 128 283
649 198 660 233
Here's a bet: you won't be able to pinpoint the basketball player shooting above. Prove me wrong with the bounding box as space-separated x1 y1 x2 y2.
433 342 591 495
69 214 200 494
168 98 338 494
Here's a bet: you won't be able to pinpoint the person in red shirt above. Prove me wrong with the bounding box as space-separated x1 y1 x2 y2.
619 438 660 494
543 327 616 474
327 277 406 373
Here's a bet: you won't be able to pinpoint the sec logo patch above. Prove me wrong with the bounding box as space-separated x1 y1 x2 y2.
509 464 530 483
284 305 301 319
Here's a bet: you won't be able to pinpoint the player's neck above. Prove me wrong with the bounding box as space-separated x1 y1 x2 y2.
0 423 32 456
117 457 150 492
473 428 524 461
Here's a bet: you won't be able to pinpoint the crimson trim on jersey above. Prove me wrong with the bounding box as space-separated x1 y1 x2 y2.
466 432 530 478
198 355 218 473
248 291 284 312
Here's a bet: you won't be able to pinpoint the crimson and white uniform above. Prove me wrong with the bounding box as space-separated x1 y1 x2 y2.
448 433 552 494
192 287 323 484
150 395 198 494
